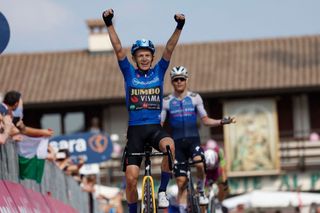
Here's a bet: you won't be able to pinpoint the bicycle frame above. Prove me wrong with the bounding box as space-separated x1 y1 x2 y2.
207 183 223 213
123 144 173 213
176 158 204 213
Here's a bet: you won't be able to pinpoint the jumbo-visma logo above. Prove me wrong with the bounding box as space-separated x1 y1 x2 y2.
88 134 109 153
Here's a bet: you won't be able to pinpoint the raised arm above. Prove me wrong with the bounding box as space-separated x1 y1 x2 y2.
162 13 185 61
102 9 126 61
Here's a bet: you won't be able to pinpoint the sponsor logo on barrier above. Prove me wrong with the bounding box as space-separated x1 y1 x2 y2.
49 132 113 164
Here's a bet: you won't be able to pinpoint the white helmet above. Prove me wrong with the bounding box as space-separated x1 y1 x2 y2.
170 66 188 80
204 149 218 169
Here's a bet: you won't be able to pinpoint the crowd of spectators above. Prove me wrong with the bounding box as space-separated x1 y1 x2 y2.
0 90 123 213
81 175 124 213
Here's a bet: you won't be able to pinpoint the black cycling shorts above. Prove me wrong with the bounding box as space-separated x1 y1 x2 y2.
173 137 204 177
124 124 170 168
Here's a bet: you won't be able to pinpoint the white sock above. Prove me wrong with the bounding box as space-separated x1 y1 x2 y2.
197 179 205 193
178 204 187 213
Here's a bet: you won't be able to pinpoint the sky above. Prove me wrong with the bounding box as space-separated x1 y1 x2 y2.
1 0 320 54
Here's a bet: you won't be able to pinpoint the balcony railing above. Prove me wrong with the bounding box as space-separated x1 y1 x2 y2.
280 139 320 170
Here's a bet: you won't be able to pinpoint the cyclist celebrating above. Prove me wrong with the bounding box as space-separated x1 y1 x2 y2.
102 9 185 212
161 66 235 212
204 139 229 206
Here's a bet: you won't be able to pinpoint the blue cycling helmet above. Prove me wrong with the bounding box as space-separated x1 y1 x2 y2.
131 39 155 55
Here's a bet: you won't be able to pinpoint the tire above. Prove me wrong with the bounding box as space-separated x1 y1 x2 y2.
187 191 200 213
208 197 215 213
192 196 201 213
141 176 156 213
208 198 223 213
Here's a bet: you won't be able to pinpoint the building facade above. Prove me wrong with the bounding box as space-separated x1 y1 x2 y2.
1 20 320 194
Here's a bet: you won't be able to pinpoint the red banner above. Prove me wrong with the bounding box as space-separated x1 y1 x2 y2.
24 188 51 213
0 180 78 213
0 180 18 212
3 181 34 213
44 195 77 213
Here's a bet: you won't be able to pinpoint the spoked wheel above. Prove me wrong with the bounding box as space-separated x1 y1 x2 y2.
187 192 201 213
141 176 156 213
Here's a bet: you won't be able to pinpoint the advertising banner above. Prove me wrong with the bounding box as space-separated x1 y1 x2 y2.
3 181 35 212
0 180 78 213
0 180 18 212
24 188 51 213
49 132 113 164
44 195 77 213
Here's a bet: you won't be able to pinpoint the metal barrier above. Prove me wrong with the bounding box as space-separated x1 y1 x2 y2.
0 139 102 213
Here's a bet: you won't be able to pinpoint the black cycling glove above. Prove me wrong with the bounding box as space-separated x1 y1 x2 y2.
174 14 185 30
220 116 233 125
102 9 114 27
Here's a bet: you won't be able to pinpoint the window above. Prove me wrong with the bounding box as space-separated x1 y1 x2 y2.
41 114 61 136
64 112 84 134
41 112 85 135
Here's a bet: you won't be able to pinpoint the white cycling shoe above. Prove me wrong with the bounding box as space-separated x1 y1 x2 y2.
199 193 209 205
158 191 169 208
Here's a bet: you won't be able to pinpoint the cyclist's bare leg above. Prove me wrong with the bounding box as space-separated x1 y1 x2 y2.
193 155 205 180
176 176 188 206
125 165 140 203
159 137 175 172
193 155 206 193
217 183 226 202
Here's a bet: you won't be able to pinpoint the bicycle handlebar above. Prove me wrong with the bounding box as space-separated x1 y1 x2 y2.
124 145 174 171
175 158 204 166
127 152 165 157
175 157 207 173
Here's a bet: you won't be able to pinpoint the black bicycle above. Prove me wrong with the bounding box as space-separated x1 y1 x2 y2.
175 158 206 213
207 182 223 213
122 144 173 213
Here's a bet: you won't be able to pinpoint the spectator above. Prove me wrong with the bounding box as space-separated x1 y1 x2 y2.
0 114 13 144
89 117 101 134
0 90 21 116
55 149 84 179
0 90 24 142
0 93 52 139
7 92 54 138
81 175 96 193
99 191 124 213
1 90 52 143
46 144 56 161
81 175 124 213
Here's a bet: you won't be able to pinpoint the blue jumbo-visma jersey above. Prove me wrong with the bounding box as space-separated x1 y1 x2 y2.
118 57 169 126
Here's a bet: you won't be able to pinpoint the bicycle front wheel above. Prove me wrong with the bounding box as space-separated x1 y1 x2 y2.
187 191 201 213
141 176 156 213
